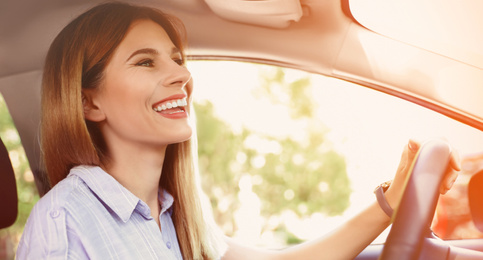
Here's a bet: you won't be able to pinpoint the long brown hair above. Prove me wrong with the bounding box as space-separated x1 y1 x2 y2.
41 2 225 259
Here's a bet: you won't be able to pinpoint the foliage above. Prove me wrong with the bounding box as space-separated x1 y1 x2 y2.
196 66 351 245
0 96 39 259
256 67 315 119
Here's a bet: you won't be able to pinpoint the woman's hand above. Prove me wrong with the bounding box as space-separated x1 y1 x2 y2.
384 139 461 210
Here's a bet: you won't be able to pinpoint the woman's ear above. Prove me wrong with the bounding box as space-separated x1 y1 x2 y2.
82 90 105 122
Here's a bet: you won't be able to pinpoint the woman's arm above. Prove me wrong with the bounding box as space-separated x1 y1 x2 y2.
224 201 390 260
222 140 461 260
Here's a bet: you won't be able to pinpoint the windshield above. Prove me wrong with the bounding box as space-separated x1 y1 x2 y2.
189 60 483 247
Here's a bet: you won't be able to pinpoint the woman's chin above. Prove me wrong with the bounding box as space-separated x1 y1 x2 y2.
170 129 193 144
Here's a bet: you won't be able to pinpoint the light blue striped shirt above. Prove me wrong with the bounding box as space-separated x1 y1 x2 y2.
17 165 183 259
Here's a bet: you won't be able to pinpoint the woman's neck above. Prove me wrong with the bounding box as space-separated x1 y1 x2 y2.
102 141 167 218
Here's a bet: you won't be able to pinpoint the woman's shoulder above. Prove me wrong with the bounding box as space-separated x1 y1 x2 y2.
23 165 108 229
34 166 92 211
25 164 136 225
16 166 96 258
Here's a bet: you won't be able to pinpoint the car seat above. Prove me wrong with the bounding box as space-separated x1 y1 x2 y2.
0 138 18 229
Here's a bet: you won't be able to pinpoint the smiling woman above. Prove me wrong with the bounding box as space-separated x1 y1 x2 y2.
17 3 225 260
83 20 193 150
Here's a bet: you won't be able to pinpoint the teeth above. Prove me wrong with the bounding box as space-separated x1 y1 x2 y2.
166 110 183 114
153 98 188 112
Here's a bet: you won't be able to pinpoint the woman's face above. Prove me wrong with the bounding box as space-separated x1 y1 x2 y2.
86 19 193 152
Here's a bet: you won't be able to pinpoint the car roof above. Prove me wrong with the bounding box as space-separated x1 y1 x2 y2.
1 0 483 179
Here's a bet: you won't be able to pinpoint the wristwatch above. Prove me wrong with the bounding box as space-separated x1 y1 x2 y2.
374 180 393 218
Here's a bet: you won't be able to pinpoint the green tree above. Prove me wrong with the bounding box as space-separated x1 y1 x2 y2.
255 67 315 119
195 101 245 234
0 96 39 259
195 65 351 245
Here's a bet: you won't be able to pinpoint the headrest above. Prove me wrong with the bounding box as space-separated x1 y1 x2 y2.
0 138 18 229
468 169 483 232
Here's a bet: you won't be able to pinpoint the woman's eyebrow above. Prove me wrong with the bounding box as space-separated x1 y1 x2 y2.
126 48 159 62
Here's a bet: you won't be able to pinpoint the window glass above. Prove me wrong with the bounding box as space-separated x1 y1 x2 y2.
0 94 38 258
188 60 483 248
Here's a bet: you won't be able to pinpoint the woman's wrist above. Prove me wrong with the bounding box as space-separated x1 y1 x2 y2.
374 180 394 219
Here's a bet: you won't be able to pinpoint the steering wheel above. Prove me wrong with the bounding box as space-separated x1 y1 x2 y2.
380 139 451 260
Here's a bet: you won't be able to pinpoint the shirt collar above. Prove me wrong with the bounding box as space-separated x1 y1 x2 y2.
69 165 148 222
159 189 174 216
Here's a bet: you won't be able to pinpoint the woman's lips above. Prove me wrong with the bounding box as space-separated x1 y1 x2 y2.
153 97 188 119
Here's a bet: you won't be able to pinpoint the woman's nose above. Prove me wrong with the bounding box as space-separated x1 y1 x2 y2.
164 62 191 88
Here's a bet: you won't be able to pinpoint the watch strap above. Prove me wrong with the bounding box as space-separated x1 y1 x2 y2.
375 184 394 218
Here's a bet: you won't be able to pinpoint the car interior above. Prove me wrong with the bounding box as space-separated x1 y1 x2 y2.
2 0 483 259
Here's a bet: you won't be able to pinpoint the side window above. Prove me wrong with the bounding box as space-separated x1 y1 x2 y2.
188 60 483 248
0 94 39 257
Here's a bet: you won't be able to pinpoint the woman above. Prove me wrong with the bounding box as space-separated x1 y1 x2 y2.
16 2 460 260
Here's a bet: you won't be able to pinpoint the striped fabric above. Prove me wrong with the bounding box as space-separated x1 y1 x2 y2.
16 165 183 260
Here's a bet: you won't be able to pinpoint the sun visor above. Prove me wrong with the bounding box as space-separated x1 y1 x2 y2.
204 0 303 28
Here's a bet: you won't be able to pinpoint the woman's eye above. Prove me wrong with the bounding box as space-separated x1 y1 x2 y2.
136 59 154 67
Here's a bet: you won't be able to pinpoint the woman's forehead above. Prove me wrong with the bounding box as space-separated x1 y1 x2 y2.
117 19 176 57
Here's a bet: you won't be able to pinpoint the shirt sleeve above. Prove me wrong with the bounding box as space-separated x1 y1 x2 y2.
16 204 69 260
